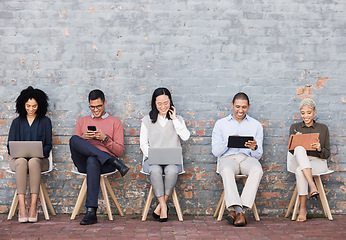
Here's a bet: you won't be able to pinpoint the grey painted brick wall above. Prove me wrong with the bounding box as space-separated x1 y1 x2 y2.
0 0 345 215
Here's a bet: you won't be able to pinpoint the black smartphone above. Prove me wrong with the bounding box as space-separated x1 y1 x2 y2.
87 126 96 131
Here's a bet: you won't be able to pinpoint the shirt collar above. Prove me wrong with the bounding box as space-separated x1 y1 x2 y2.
158 114 168 120
91 112 109 119
300 120 316 128
227 113 249 122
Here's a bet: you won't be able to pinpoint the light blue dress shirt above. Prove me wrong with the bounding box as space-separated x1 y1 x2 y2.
212 114 263 160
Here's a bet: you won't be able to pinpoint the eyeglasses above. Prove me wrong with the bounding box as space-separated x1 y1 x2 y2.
89 104 104 110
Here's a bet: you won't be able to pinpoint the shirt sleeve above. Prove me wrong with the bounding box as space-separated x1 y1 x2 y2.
7 118 18 155
105 120 125 158
250 122 263 160
42 117 53 158
172 117 190 141
139 121 149 158
74 118 83 137
211 120 228 158
318 126 331 159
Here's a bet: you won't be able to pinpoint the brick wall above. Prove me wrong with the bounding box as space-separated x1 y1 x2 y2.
0 1 345 215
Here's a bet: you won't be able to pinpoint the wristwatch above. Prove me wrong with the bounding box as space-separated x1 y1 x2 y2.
103 136 109 143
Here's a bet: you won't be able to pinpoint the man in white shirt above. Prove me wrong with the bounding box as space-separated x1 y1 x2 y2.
212 92 263 227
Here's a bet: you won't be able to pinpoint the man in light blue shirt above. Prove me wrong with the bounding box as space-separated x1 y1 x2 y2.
212 92 263 227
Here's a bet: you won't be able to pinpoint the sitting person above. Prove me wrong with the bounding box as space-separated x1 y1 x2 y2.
69 89 129 225
8 86 52 223
140 87 190 222
288 98 331 222
212 92 263 227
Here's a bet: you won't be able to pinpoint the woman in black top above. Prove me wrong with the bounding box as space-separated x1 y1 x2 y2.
7 86 52 223
288 98 330 222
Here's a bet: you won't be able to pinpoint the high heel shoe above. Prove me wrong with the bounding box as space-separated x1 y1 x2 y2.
28 212 38 223
18 211 28 223
159 206 169 222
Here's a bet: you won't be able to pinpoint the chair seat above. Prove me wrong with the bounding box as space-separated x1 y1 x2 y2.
70 169 124 221
213 175 260 222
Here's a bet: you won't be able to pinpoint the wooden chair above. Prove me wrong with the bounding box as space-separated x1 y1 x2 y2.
7 152 56 220
141 185 183 221
70 169 124 221
285 152 333 221
213 175 260 222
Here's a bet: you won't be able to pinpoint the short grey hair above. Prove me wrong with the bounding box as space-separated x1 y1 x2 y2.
299 98 316 110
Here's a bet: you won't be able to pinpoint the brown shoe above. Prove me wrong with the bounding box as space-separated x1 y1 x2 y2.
234 212 247 227
226 211 236 225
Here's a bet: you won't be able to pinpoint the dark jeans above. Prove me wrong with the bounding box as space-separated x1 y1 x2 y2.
69 135 116 208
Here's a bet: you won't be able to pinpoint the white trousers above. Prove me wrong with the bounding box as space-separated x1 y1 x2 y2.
292 146 328 195
219 154 263 209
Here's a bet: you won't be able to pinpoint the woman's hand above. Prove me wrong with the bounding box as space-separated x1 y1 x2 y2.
168 106 177 120
311 138 321 151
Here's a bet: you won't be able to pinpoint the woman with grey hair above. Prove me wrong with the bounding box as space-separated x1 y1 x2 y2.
288 98 330 222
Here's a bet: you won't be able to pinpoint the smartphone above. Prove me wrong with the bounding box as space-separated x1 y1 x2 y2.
87 126 96 131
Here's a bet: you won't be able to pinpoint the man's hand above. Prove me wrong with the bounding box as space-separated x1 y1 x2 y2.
94 129 107 142
245 139 257 151
82 130 96 140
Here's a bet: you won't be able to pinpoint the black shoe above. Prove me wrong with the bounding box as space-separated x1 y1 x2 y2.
159 206 169 222
152 211 160 220
109 158 129 177
80 207 97 225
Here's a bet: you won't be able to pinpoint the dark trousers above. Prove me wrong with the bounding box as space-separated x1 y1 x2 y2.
69 135 116 208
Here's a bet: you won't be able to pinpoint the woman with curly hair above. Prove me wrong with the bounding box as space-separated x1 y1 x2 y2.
7 86 52 223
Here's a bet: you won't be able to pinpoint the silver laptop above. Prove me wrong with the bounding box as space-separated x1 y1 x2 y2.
148 147 182 165
9 141 44 158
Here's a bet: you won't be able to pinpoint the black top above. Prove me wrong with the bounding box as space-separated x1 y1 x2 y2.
289 121 330 159
7 116 52 158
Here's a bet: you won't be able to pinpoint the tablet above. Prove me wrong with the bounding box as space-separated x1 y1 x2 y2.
227 136 254 148
287 133 320 151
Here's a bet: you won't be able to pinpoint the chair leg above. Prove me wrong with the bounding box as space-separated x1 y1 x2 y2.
39 183 50 220
172 188 183 221
285 186 298 218
314 176 333 220
7 190 19 220
40 180 56 216
291 193 300 221
217 194 226 221
141 185 154 221
242 177 260 221
71 177 87 220
100 177 113 220
252 202 260 221
213 190 224 218
104 177 124 217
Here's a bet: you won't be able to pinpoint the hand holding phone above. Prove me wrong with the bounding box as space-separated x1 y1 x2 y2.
168 105 177 120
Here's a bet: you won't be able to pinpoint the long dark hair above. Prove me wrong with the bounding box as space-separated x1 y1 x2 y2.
149 87 174 123
15 86 49 118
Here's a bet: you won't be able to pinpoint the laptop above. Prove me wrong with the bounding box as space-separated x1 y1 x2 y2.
9 141 44 158
228 136 254 148
148 147 182 165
